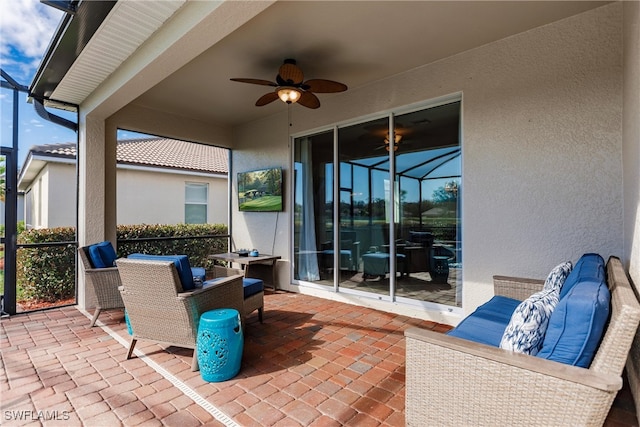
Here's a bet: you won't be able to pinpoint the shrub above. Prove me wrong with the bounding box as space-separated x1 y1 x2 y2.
16 223 229 303
116 223 228 268
17 227 76 303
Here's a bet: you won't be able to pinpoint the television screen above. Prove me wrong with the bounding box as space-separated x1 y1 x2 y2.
238 167 283 212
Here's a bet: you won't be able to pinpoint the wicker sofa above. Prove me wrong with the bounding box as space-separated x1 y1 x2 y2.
405 256 640 426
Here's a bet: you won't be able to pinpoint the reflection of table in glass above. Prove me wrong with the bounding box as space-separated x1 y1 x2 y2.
208 253 281 290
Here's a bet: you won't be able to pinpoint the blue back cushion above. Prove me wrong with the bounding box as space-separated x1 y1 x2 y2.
537 276 610 367
447 296 522 347
243 278 264 298
128 253 195 291
88 241 117 268
559 253 605 300
191 267 206 282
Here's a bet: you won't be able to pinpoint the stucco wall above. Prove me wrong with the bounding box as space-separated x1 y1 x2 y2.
232 3 625 321
624 0 640 299
29 170 45 228
45 163 77 228
623 1 640 424
24 162 227 228
117 168 228 225
26 166 73 229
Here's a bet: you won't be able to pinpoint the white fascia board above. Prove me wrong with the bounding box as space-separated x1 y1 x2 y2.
116 163 227 179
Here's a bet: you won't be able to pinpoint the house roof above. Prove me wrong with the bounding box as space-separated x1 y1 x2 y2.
18 137 229 191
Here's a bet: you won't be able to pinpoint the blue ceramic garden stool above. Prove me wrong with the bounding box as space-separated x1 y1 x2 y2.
124 309 133 335
197 308 243 382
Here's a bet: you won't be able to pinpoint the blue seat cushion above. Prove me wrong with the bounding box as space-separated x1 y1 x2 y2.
559 253 605 300
447 296 522 347
203 278 222 287
537 277 610 367
88 241 117 268
128 253 195 291
191 267 206 282
243 278 264 298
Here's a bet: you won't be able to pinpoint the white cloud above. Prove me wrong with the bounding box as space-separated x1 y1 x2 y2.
0 0 63 71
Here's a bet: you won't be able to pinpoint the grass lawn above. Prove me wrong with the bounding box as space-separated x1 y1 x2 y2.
239 195 282 212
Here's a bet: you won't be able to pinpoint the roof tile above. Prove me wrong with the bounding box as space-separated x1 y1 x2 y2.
29 137 228 174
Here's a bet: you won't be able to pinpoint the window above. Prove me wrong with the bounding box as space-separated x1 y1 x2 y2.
293 99 462 308
185 182 208 224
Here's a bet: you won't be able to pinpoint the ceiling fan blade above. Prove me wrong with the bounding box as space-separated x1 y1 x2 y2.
304 79 347 93
278 61 304 85
297 91 320 109
230 78 277 87
255 91 279 106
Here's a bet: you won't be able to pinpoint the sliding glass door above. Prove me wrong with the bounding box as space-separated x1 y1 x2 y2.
293 99 461 307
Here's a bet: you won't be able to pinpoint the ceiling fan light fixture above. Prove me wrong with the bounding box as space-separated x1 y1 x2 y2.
231 59 346 108
278 87 301 104
384 133 402 151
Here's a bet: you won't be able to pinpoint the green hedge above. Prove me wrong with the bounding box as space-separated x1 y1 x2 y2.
116 223 228 268
17 227 76 303
16 223 228 303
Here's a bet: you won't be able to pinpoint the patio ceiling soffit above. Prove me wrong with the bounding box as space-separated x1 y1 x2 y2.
30 0 187 110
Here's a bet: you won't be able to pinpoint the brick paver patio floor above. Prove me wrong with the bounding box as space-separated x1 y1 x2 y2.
1 290 637 426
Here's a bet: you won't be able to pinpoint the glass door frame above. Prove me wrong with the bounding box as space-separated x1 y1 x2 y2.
291 93 463 311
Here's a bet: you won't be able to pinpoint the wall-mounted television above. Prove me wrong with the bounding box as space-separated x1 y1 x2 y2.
237 167 283 212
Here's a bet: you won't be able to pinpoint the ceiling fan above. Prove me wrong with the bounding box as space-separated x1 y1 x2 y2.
230 59 347 109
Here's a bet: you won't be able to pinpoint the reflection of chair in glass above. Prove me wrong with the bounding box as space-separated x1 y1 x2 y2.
404 231 434 274
362 249 407 280
78 244 124 327
320 231 361 273
116 258 244 371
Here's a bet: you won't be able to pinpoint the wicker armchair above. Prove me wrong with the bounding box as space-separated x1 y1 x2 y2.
78 246 124 326
211 266 264 323
405 256 640 426
116 258 244 371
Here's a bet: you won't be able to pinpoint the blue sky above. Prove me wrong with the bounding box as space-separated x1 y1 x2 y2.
0 0 73 167
0 0 143 168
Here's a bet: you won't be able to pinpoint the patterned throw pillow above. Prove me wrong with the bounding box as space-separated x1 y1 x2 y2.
543 261 573 294
499 288 560 355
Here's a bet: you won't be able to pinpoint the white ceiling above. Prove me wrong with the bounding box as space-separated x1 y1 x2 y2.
70 1 611 128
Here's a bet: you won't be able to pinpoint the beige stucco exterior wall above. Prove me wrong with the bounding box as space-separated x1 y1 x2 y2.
232 3 626 323
117 167 227 225
26 163 74 229
24 162 227 227
27 169 46 228
624 0 640 303
38 163 76 228
623 1 640 423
